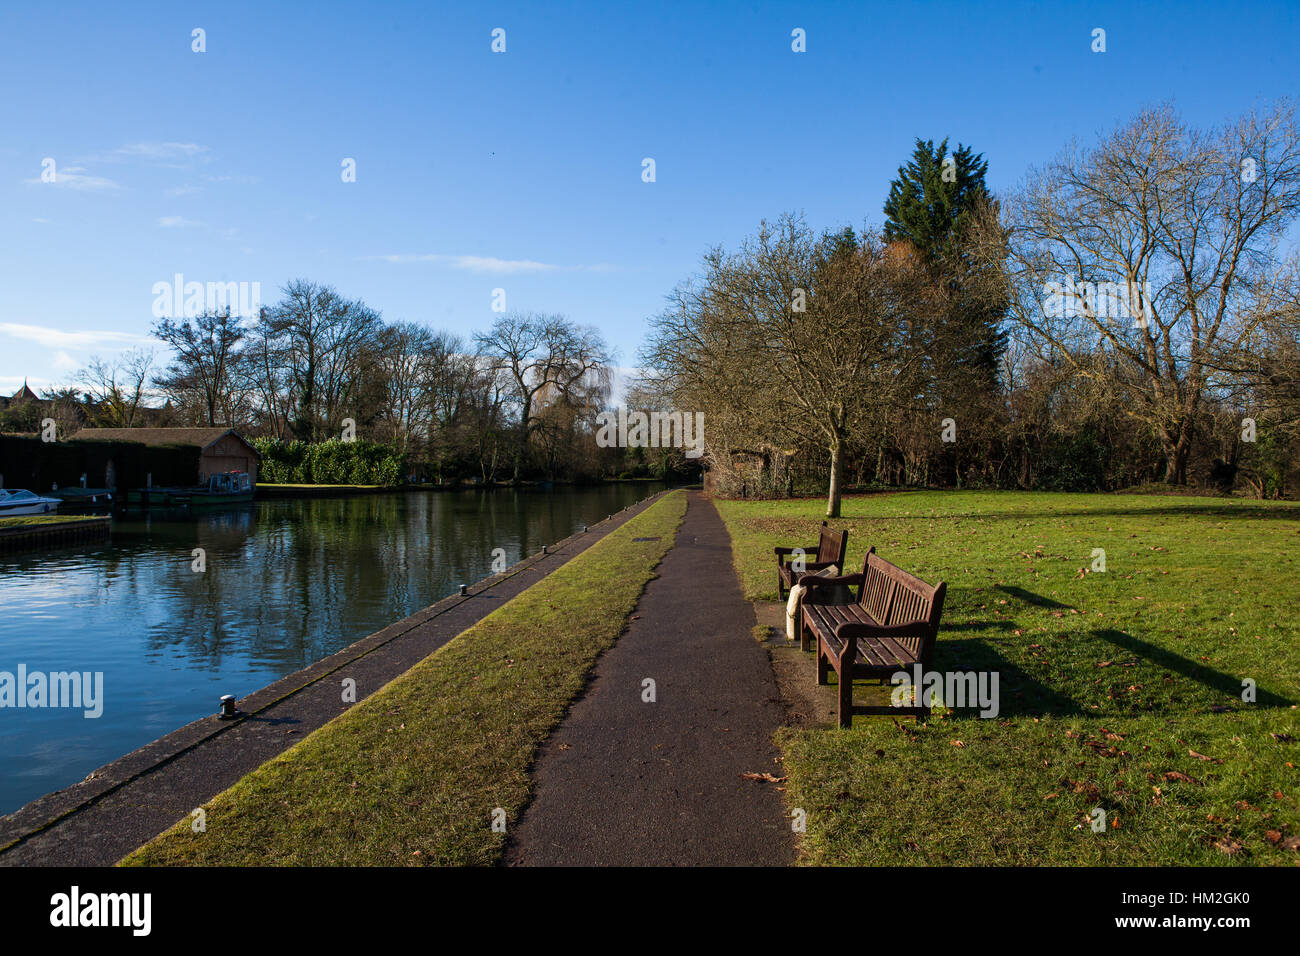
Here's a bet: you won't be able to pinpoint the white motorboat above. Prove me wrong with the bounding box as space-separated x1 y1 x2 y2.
0 489 62 516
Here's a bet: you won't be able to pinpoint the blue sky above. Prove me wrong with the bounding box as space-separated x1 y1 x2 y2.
2 0 1297 396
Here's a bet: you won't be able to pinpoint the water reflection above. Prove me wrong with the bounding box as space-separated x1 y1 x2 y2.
0 483 663 815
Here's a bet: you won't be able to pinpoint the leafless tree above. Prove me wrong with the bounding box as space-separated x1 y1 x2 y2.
994 101 1300 483
474 313 613 480
75 348 155 427
643 214 933 516
152 310 245 426
266 279 383 441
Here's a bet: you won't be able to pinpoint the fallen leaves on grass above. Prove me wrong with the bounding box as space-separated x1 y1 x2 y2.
1265 831 1300 850
740 772 787 784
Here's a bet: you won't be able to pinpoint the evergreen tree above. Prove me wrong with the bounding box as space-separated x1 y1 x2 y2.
883 138 1007 393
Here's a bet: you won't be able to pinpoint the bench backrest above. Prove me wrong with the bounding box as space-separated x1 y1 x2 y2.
815 522 849 566
856 548 946 656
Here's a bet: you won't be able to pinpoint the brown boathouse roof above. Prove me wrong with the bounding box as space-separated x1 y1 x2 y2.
69 427 261 457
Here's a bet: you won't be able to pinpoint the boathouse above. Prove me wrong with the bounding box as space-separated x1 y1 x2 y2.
70 428 260 487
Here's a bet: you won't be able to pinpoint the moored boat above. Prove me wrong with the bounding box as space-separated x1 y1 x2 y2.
0 489 62 516
124 471 253 508
49 487 114 510
189 471 254 506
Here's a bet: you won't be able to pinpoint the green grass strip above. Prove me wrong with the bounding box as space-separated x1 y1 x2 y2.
122 490 687 866
0 515 100 528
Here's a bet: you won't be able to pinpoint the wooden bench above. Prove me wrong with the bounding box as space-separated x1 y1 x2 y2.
774 521 849 600
800 548 946 728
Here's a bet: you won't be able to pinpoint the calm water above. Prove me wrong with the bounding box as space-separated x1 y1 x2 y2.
0 483 664 816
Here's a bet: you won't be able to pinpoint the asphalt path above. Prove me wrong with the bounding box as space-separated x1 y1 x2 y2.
504 491 793 866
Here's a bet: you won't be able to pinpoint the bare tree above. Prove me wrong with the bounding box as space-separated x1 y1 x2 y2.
267 280 383 441
474 313 613 480
995 101 1300 483
643 214 933 517
76 348 155 427
152 310 245 426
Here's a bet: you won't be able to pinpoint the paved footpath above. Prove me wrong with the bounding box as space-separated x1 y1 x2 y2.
0 493 666 867
505 492 793 866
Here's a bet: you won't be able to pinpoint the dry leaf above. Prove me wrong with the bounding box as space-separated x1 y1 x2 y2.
740 771 787 784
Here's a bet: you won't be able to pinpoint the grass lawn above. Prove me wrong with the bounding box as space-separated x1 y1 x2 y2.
716 491 1300 865
122 490 687 866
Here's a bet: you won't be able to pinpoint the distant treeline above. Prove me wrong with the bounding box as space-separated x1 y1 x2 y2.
12 288 698 486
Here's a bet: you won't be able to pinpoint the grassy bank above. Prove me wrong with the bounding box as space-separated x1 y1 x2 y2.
123 490 687 866
0 514 99 529
716 491 1300 865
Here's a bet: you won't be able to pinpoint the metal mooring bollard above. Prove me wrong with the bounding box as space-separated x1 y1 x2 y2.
218 694 239 719
459 584 468 596
543 545 548 554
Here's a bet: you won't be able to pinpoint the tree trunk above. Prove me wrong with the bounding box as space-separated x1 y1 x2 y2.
826 443 843 518
1162 436 1190 484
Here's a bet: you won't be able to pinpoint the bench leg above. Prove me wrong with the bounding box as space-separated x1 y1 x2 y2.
800 617 812 653
837 670 853 729
815 641 828 685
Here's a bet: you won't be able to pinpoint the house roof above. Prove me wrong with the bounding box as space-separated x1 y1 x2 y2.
69 427 261 457
0 381 41 409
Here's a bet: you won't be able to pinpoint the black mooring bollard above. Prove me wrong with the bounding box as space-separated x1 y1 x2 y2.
219 694 239 719
459 584 468 596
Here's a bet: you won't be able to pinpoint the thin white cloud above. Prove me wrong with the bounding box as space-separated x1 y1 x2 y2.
109 142 209 163
370 253 619 274
0 322 149 350
23 166 122 191
52 350 78 371
166 184 202 197
159 215 203 228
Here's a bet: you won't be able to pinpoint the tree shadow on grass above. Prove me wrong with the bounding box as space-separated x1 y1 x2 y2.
995 585 1073 610
931 640 1087 720
1094 628 1295 708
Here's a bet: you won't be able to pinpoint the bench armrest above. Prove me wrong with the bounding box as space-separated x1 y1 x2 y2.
801 572 863 590
775 545 820 557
